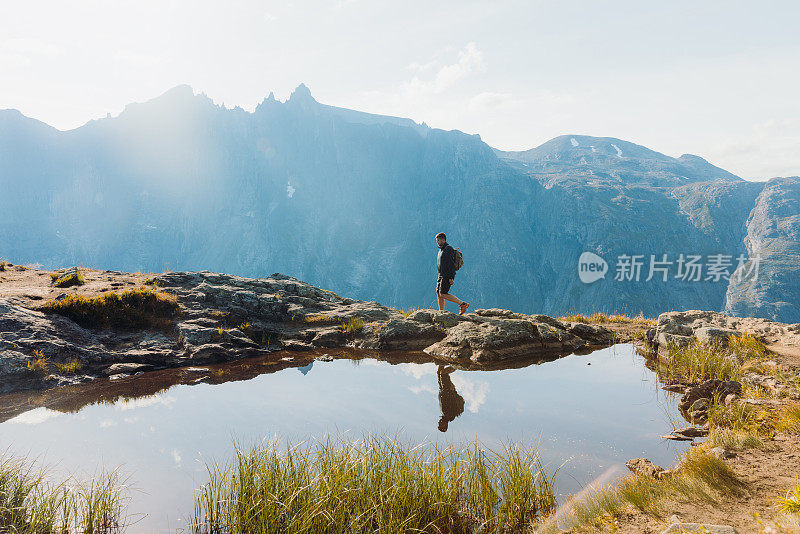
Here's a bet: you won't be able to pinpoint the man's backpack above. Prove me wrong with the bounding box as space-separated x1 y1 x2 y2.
454 248 464 271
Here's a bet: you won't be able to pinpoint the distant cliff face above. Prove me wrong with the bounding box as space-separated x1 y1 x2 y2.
724 177 800 323
0 85 797 321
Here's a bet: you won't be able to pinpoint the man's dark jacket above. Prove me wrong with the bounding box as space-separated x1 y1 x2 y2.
437 243 456 280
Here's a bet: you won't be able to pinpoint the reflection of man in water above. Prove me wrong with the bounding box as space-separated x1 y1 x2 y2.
437 365 465 432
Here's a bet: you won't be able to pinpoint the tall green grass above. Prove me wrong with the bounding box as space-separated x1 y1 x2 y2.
663 332 766 384
0 456 128 533
191 436 557 534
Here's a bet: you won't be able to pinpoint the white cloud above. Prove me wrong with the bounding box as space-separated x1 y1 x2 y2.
398 362 437 380
263 12 277 22
7 407 61 425
407 59 438 72
469 91 514 110
171 449 182 467
3 38 64 57
707 118 800 179
403 42 486 97
115 394 176 411
450 374 489 413
409 384 437 395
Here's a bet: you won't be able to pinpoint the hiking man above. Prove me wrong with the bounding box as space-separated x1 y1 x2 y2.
436 232 469 314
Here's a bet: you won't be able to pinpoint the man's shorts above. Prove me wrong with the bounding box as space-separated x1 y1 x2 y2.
436 276 452 295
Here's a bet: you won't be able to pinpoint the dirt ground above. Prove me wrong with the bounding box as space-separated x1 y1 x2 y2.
603 433 800 533
0 262 154 307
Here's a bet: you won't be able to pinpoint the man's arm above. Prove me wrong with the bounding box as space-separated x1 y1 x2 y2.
444 247 457 281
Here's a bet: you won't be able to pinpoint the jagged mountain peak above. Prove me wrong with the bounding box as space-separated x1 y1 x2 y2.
118 84 215 118
287 83 316 104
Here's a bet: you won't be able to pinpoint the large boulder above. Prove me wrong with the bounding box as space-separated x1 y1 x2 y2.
423 317 585 362
353 317 445 351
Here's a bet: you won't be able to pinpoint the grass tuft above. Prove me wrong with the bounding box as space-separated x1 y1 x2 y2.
55 359 84 375
777 477 800 515
705 428 762 451
340 317 365 334
547 449 746 531
303 315 337 325
41 288 179 330
0 455 128 534
663 335 766 384
52 269 86 288
27 350 49 375
558 312 655 325
191 436 557 534
777 404 800 434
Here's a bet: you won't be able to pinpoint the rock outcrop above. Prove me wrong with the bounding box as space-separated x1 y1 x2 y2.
651 309 800 357
0 267 617 394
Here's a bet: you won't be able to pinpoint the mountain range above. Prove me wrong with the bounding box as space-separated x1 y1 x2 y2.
1 84 797 322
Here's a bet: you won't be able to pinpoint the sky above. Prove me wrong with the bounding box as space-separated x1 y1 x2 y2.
1 0 798 180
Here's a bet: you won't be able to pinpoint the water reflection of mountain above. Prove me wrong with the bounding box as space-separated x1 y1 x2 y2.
0 346 595 425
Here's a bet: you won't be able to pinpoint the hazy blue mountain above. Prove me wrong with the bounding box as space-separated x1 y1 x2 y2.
494 134 742 187
1 85 797 321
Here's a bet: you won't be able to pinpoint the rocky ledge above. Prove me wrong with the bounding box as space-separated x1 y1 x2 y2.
650 309 800 365
0 267 619 394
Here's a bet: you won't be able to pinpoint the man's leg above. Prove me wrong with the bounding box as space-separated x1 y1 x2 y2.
437 292 446 311
443 292 470 314
441 293 463 306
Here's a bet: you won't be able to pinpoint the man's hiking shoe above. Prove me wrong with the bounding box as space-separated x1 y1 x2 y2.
459 302 469 315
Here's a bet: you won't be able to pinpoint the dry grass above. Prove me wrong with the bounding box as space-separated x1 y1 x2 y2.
777 477 800 515
41 288 179 330
54 359 84 375
303 314 338 325
545 449 747 532
52 269 86 288
558 312 655 326
777 404 800 434
26 350 49 375
340 317 365 334
704 428 762 451
191 436 557 534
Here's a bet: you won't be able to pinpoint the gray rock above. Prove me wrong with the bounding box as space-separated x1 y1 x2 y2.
424 317 585 362
671 426 709 438
708 447 736 460
625 458 668 479
102 363 154 376
694 326 740 346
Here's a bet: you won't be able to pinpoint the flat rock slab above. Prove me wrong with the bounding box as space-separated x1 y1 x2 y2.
654 310 800 358
662 523 738 534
